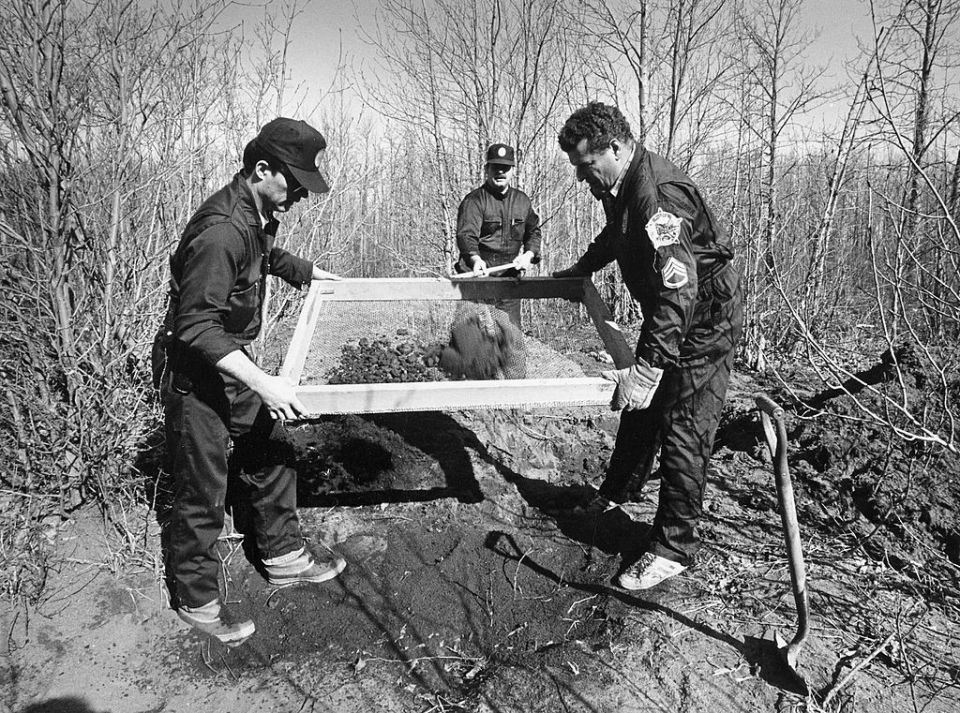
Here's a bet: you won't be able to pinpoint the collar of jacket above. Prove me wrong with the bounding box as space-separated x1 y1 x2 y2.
607 144 636 200
609 145 649 214
482 182 511 200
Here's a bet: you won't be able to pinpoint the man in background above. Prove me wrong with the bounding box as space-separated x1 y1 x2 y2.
158 118 345 645
554 102 743 591
455 143 542 327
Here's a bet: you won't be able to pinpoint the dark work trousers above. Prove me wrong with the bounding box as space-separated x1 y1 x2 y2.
598 348 735 566
164 368 302 608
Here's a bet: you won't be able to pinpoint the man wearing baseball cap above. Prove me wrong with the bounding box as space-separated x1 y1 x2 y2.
155 117 344 646
454 142 542 327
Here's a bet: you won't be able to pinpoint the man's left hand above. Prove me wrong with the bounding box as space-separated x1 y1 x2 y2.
601 361 664 411
312 265 342 281
511 251 535 273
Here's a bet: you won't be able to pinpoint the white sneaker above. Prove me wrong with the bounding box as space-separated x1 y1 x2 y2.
177 599 255 645
264 547 347 586
617 552 686 590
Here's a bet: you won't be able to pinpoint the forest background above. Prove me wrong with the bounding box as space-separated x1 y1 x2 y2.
0 0 958 603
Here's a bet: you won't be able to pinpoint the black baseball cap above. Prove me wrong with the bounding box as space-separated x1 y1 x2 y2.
486 143 516 166
253 118 330 194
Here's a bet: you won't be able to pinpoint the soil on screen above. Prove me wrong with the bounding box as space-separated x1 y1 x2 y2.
3 325 959 713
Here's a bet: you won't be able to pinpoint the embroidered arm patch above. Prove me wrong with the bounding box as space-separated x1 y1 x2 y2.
662 256 689 289
645 209 682 249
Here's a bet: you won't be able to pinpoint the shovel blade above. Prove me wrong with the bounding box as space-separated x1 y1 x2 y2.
775 631 808 694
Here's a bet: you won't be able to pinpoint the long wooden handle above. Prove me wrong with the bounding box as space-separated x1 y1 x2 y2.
755 393 784 419
755 394 810 666
452 262 518 279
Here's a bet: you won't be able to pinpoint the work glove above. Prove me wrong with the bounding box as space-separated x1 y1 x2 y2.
601 361 664 411
511 251 535 273
470 256 488 276
552 264 591 278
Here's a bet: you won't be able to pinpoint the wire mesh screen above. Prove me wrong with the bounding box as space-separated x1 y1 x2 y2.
279 278 632 414
299 298 606 386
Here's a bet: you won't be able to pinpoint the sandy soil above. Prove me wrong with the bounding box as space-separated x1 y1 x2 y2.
3 344 959 713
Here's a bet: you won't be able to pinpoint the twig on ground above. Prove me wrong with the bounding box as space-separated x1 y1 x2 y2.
201 639 218 674
218 649 239 682
566 594 599 615
821 629 898 707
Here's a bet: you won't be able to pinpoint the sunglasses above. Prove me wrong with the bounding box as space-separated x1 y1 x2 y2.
279 164 307 197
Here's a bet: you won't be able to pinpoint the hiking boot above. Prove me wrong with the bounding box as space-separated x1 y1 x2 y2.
617 552 686 591
177 599 255 646
264 547 347 587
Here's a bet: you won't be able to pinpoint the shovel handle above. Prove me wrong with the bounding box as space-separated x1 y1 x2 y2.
452 262 518 279
755 393 784 419
755 394 810 665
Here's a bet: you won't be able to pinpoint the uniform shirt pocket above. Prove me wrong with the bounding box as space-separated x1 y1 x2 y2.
510 217 526 246
480 219 502 237
224 281 259 333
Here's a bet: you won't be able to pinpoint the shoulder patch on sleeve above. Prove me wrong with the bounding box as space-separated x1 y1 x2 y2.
661 256 689 289
645 209 682 250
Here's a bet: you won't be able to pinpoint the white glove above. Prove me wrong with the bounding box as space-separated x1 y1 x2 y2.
470 256 488 276
511 251 535 273
601 361 664 411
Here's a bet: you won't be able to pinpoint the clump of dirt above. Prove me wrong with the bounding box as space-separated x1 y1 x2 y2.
439 304 526 380
326 331 446 384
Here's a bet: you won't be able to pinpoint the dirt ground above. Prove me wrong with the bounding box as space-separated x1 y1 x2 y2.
2 330 960 713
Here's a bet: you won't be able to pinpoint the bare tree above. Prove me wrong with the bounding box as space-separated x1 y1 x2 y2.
659 0 735 167
761 0 960 454
0 0 268 594
576 0 652 140
737 0 826 264
360 0 581 273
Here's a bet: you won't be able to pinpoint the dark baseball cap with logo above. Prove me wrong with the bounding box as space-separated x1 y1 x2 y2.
485 143 516 167
253 118 330 194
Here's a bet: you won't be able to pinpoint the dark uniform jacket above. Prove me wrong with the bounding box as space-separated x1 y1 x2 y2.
573 148 740 369
164 174 313 371
455 184 541 272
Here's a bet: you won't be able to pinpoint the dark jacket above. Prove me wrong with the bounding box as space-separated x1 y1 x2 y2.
455 184 541 272
574 148 741 368
165 174 313 367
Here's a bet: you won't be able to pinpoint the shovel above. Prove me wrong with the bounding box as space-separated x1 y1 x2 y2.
755 393 810 690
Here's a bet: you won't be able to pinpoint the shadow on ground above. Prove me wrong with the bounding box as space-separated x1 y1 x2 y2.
19 698 108 713
293 412 484 507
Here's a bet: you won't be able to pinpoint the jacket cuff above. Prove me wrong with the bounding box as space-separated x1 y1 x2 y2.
635 345 675 370
290 256 314 288
193 335 240 367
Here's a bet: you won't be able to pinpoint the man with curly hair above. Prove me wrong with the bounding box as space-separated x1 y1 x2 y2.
554 102 743 591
